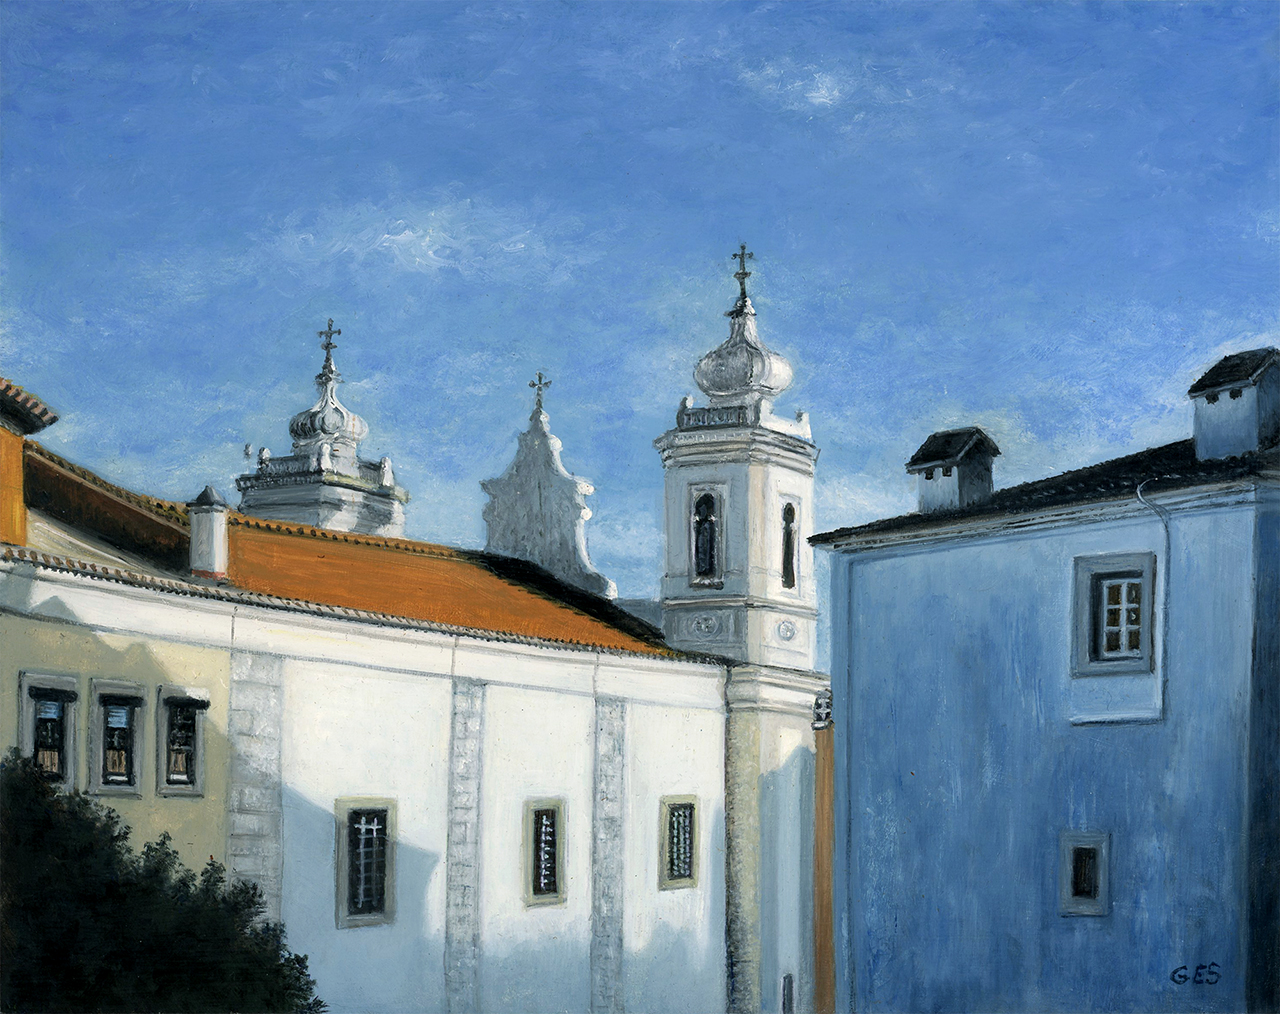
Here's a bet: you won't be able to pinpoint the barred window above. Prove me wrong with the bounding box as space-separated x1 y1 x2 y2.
33 698 67 780
667 803 694 881
101 699 137 786
347 809 388 916
165 705 197 785
660 796 698 889
532 808 559 897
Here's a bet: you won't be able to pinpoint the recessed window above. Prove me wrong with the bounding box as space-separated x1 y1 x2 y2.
335 798 396 928
693 493 718 580
102 701 137 785
781 503 797 590
924 469 935 480
1206 392 1220 404
524 799 566 906
1229 388 1242 400
942 466 952 477
20 674 78 789
157 687 210 796
1059 830 1109 916
90 681 145 795
782 973 796 1014
1073 554 1155 677
659 796 698 890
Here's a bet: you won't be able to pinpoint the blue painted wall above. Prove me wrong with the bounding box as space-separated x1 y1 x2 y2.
829 497 1275 1012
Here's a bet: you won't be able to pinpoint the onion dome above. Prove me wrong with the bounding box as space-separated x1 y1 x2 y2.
694 246 793 404
288 323 369 451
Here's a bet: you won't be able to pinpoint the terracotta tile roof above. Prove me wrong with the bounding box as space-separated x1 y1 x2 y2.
0 377 59 434
813 439 1279 545
16 443 675 656
0 545 676 659
225 516 674 655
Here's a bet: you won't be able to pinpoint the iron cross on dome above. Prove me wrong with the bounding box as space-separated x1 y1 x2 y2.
732 243 753 296
317 318 341 352
529 371 552 411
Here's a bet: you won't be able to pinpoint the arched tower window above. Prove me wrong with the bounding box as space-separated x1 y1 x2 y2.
693 493 718 579
782 503 797 589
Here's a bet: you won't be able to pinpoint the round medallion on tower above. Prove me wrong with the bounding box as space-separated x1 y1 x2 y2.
694 245 794 405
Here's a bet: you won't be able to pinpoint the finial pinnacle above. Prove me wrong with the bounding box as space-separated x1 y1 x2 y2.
315 319 342 387
529 371 552 412
732 243 754 299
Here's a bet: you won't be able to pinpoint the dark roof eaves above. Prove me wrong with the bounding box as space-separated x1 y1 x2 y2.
814 441 1276 546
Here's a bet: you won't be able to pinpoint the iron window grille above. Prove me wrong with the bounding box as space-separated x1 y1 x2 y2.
659 796 698 889
523 799 566 906
334 798 396 928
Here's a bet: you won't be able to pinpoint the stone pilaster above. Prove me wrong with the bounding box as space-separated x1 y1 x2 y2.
725 708 763 1014
445 678 486 1014
226 651 285 921
590 697 627 1013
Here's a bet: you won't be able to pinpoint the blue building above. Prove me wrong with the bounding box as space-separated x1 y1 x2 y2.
813 348 1279 1013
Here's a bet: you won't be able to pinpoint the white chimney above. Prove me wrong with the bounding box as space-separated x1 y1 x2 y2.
188 486 229 580
1188 347 1279 461
906 427 1001 513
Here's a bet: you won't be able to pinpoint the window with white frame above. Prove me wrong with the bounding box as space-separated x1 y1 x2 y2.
90 680 145 794
156 686 210 796
1059 830 1110 916
335 798 396 928
659 796 698 889
19 673 78 789
1072 554 1156 677
524 798 566 906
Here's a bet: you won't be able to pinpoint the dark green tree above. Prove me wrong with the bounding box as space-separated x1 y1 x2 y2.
1 752 324 1013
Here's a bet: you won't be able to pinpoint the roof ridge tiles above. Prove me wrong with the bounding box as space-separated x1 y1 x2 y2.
0 544 682 660
25 441 190 526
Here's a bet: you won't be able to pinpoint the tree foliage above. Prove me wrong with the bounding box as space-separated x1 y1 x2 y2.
1 752 325 1013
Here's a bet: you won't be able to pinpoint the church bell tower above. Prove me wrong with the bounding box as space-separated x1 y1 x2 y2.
655 246 819 668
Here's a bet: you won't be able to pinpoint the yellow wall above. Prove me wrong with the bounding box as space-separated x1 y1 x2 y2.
0 613 231 872
0 428 25 546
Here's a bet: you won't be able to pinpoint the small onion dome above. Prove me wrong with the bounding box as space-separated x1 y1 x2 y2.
288 355 369 447
694 295 793 402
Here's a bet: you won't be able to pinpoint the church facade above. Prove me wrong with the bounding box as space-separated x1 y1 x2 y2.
1 255 828 1014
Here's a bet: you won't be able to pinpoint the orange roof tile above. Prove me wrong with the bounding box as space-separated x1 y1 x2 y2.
225 516 673 655
0 377 59 434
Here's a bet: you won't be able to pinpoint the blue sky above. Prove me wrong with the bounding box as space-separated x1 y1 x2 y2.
3 1 1277 601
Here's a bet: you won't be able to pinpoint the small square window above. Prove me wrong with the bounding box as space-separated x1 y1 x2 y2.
942 466 952 477
1229 388 1242 400
1072 554 1155 678
924 468 934 480
524 799 566 906
156 687 210 797
90 681 145 795
335 798 396 928
1206 392 1220 404
1059 830 1109 916
659 796 698 890
19 674 79 789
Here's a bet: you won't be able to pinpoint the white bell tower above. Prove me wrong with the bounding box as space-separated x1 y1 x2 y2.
655 247 827 1014
654 247 819 668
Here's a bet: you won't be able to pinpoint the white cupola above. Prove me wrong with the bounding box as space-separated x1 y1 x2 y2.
906 427 1001 513
1188 347 1280 461
236 320 408 535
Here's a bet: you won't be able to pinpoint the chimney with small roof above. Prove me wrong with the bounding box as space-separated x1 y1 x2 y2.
906 427 1001 513
1188 347 1280 461
188 486 229 580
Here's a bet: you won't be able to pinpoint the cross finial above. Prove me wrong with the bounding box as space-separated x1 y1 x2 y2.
317 318 341 353
732 243 753 298
529 371 552 411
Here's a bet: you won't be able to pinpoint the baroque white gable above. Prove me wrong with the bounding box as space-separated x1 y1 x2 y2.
481 377 616 599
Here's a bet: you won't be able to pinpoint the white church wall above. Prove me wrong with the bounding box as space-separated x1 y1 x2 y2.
623 699 728 1014
279 659 453 1014
479 683 596 1012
